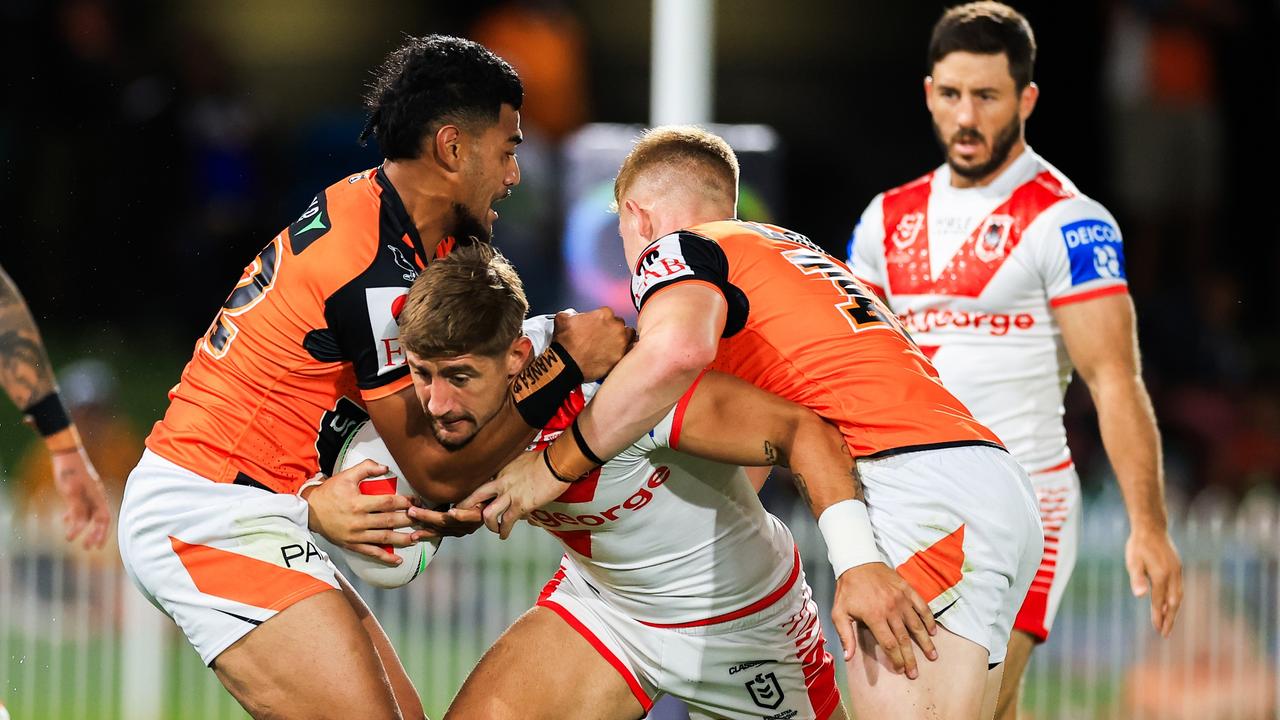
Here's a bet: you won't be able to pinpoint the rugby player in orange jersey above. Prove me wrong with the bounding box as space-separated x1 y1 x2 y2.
470 126 1043 719
116 36 628 720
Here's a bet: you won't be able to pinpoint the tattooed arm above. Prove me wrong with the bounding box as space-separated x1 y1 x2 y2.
0 265 110 549
0 265 59 409
675 371 861 515
673 370 938 676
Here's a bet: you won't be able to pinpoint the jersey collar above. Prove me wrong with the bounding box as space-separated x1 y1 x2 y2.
374 166 432 269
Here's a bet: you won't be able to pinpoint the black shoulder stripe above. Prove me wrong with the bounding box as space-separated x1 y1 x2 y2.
289 191 332 254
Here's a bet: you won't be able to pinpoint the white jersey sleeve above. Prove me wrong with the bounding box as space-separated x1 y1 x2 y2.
614 373 701 461
846 193 888 294
521 313 557 353
1030 197 1128 306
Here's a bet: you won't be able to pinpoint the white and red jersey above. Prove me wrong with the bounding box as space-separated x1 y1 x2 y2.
520 316 797 627
847 148 1128 474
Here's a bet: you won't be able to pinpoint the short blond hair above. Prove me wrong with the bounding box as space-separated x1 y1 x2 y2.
613 125 739 209
398 243 528 359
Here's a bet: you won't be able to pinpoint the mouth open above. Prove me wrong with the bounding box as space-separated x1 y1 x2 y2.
951 134 985 158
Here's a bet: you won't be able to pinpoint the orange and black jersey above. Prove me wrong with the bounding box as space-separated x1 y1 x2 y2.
630 220 1003 458
148 168 459 494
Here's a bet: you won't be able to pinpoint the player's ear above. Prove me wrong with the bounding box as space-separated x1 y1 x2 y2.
1019 81 1039 121
433 124 464 173
923 76 935 112
624 199 653 242
506 335 533 377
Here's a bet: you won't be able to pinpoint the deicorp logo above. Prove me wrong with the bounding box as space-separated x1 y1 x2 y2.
1060 219 1125 286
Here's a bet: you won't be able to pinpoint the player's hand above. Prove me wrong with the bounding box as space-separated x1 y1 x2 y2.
50 447 111 550
831 562 938 679
459 449 565 539
406 502 484 539
303 460 418 566
1125 525 1183 637
552 307 631 381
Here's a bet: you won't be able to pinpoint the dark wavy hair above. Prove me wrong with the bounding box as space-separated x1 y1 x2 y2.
359 35 523 160
928 2 1037 91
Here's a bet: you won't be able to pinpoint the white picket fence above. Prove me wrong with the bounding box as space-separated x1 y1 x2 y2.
1 495 1277 719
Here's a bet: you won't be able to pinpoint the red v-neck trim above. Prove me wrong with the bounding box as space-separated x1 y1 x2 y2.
880 171 1073 297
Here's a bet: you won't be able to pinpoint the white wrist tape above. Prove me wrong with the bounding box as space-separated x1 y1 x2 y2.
817 499 882 578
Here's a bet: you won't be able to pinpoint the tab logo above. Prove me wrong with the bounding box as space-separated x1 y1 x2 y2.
631 234 694 308
366 287 410 374
1061 219 1125 286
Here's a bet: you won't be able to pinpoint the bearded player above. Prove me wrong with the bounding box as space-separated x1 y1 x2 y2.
398 243 862 719
116 36 627 719
845 4 1182 718
473 125 1043 719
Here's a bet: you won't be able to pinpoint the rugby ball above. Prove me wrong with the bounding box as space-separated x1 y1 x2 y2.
333 421 441 588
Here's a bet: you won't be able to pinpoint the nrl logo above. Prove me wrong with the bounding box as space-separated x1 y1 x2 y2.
386 245 418 282
745 672 785 710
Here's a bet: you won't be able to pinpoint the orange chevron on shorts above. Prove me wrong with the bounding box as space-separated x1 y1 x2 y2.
895 524 965 603
170 536 333 611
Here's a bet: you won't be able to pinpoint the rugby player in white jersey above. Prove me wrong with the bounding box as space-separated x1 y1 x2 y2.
395 244 948 720
846 4 1182 717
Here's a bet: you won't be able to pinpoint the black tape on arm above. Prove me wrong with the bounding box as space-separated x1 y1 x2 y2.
23 392 72 438
512 342 583 429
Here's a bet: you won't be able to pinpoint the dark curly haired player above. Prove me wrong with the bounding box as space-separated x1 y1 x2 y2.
117 35 629 719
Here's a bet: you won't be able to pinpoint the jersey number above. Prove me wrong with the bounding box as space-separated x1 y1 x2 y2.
203 237 282 358
780 248 905 334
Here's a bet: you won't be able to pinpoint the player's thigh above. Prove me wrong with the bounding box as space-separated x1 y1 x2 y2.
445 606 645 720
992 630 1035 720
212 587 403 720
339 572 425 720
845 622 989 720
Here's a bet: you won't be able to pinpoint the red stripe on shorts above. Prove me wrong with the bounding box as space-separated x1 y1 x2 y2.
537 599 653 712
639 546 800 629
793 603 841 719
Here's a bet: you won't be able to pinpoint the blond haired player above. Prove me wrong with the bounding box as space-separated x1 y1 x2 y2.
846 4 1182 718
470 125 1044 719
397 244 847 719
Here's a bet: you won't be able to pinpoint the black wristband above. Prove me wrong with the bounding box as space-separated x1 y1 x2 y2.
570 419 605 467
23 392 72 437
513 342 584 429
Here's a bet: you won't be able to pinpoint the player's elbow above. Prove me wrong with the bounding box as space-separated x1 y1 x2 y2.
636 327 716 382
790 410 845 467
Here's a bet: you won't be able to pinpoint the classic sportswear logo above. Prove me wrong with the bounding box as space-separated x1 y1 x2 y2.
296 211 327 234
290 192 332 253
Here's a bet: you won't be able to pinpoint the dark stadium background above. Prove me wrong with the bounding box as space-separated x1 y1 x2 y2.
1 0 1276 502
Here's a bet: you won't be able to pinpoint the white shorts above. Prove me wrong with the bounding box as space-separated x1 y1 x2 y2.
537 557 842 720
858 444 1042 665
1013 462 1081 642
118 450 341 665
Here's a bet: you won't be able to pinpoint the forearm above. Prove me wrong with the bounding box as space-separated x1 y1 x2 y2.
0 267 58 410
784 417 862 517
576 337 705 460
1091 375 1167 532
